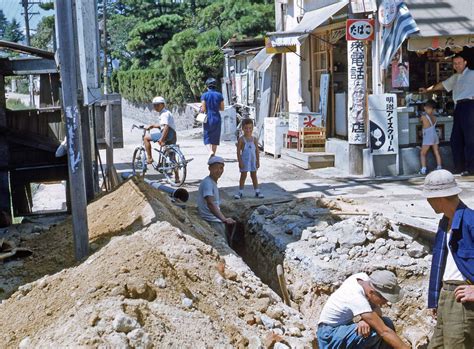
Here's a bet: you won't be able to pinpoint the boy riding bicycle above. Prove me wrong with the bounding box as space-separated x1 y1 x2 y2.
144 96 177 164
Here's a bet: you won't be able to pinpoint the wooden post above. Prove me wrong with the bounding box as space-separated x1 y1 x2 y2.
0 74 11 227
55 0 89 260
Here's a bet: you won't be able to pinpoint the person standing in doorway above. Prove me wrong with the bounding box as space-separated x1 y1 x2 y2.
201 77 224 157
420 54 474 176
234 119 264 199
419 100 442 175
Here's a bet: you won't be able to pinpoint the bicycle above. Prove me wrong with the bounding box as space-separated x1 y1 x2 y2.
131 124 192 187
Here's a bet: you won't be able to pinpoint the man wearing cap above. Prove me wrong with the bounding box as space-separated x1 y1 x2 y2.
422 169 474 348
317 270 409 349
197 156 235 242
144 96 177 164
420 54 474 176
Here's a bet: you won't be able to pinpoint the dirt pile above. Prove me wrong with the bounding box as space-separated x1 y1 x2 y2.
0 179 314 348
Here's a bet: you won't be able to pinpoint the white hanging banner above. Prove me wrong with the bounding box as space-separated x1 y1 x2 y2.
368 94 399 154
347 41 367 144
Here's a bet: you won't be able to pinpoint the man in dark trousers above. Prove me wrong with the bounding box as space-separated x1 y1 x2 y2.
423 169 474 348
420 54 474 176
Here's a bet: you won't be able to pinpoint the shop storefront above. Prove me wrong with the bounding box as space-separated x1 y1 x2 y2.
266 0 473 176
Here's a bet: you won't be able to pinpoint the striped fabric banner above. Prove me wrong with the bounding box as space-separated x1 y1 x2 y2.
380 2 419 69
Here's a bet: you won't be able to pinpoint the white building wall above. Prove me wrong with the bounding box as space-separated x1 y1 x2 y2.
283 0 344 113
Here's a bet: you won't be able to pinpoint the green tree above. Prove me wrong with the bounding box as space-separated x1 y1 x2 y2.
183 45 224 97
107 14 140 69
126 14 184 68
31 15 55 50
3 18 24 43
0 10 8 38
157 28 199 103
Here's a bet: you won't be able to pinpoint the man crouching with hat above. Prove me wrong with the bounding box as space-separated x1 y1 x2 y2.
197 156 235 243
423 169 474 348
317 270 409 349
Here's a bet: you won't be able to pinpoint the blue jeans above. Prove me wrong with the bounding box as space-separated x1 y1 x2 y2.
317 317 395 349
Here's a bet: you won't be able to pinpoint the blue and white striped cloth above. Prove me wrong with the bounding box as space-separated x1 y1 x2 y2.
380 2 419 69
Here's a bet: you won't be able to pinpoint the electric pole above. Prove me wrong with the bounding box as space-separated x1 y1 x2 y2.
21 0 40 107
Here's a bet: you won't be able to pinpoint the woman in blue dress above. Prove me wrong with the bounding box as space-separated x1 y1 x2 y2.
201 77 224 156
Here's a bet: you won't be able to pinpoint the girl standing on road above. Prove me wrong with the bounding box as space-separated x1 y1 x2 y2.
201 78 224 157
234 119 264 199
419 99 442 175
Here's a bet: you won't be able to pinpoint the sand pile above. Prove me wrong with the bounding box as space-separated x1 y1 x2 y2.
0 179 314 348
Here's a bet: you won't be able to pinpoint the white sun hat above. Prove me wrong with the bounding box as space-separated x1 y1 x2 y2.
422 169 462 198
152 96 166 105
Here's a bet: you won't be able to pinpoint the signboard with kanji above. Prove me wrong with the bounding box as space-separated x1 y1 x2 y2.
289 113 323 132
346 19 375 41
350 0 377 13
368 94 399 154
347 40 367 145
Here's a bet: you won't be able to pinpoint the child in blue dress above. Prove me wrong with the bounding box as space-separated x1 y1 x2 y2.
234 119 264 199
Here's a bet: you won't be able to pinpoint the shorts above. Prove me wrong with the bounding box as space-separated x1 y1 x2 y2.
151 128 177 144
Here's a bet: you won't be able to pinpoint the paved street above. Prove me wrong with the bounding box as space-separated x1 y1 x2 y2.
107 116 474 232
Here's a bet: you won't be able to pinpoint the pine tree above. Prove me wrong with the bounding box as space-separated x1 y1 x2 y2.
4 18 25 43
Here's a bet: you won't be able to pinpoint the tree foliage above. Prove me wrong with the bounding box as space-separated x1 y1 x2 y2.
108 0 275 105
31 15 55 50
0 11 24 43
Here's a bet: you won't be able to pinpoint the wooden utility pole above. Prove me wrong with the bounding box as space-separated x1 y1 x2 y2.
21 0 35 107
102 0 119 188
55 0 89 260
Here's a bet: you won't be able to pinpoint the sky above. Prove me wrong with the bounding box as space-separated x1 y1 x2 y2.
0 0 54 33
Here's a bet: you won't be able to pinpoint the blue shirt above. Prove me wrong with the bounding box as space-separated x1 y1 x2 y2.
428 202 474 308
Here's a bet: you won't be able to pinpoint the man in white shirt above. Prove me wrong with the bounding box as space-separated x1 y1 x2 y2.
144 96 177 164
317 270 408 349
420 54 474 176
197 156 235 243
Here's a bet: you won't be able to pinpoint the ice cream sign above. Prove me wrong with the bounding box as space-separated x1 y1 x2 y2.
346 19 375 41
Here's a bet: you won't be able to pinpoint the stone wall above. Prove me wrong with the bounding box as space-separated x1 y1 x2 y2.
121 99 196 131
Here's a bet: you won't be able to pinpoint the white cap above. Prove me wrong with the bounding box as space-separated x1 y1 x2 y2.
208 156 225 166
152 96 166 105
422 169 462 198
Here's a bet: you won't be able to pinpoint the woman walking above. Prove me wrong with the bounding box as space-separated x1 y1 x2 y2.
201 77 224 156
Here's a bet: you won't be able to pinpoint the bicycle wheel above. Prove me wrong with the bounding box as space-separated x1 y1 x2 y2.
163 146 187 187
132 147 147 177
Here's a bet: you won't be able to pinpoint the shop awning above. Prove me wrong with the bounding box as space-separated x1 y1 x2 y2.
267 0 349 47
406 0 474 51
248 48 275 72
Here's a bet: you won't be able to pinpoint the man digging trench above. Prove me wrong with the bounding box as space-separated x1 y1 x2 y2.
317 270 409 349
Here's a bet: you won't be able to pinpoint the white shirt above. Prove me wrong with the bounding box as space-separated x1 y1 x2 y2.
158 108 176 131
318 273 373 326
197 176 221 223
443 230 466 281
442 68 474 102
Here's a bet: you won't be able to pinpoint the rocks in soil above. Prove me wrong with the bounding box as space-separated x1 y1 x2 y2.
112 313 140 333
245 198 434 348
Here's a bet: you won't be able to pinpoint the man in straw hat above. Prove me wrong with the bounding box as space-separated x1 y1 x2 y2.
422 169 474 348
317 270 409 349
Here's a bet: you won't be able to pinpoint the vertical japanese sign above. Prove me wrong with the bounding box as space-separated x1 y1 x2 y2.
319 74 330 126
347 41 366 144
368 94 399 154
